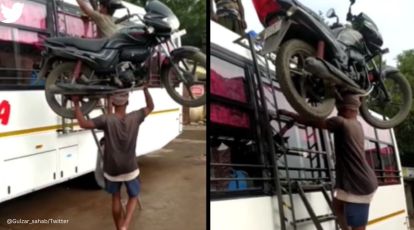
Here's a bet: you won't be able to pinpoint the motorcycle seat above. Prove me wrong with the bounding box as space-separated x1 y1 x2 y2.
46 37 109 52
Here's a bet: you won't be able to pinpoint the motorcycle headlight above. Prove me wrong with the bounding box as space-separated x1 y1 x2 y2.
163 16 180 31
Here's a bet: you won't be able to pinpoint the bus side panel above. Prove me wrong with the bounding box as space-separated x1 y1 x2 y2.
211 197 276 230
2 149 58 200
367 215 408 230
368 184 409 229
211 196 336 230
127 88 182 156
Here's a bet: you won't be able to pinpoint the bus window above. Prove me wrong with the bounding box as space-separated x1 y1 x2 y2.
364 140 381 176
379 144 399 184
211 56 245 79
0 0 47 88
377 128 392 144
357 116 376 139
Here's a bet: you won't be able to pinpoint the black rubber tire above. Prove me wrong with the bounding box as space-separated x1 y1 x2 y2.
45 62 98 118
161 51 206 107
276 39 335 120
360 71 412 129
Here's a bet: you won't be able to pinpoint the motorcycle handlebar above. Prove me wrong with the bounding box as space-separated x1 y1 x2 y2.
115 13 144 25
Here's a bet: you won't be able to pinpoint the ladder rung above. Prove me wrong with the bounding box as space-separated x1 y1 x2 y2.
293 214 336 224
295 183 332 192
298 184 325 192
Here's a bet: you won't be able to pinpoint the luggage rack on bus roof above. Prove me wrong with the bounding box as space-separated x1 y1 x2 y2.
233 32 339 230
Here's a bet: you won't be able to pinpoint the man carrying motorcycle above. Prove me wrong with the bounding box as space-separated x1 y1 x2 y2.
72 86 154 230
76 0 124 37
279 95 378 230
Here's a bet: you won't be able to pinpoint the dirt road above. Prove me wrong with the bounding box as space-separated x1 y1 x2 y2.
0 126 206 230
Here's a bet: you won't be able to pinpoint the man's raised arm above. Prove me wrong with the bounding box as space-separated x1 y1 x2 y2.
76 0 97 18
278 109 328 129
143 86 154 116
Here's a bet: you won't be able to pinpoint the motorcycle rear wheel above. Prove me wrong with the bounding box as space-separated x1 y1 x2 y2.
360 71 412 129
45 62 99 118
276 39 336 120
161 51 206 107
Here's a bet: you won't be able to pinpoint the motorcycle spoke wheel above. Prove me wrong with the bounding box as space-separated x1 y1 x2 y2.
45 62 98 118
162 51 206 107
276 39 335 120
360 71 412 129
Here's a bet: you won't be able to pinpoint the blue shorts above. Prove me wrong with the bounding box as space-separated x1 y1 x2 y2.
345 202 370 227
105 178 140 198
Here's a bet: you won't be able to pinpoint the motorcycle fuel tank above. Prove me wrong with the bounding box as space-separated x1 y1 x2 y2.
335 26 365 51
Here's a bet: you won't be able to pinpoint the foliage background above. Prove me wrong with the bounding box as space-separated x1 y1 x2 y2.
125 0 206 51
395 50 414 165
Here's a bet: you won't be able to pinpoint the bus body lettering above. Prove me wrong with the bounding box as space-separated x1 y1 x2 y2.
0 100 10 125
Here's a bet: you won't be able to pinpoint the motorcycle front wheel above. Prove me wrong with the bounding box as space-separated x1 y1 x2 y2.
45 62 99 118
360 71 412 129
276 39 336 120
161 51 206 107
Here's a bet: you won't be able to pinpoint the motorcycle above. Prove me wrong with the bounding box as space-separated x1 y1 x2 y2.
39 0 206 118
260 0 412 129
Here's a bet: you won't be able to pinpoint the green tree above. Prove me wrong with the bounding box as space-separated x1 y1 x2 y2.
124 0 206 50
395 50 414 159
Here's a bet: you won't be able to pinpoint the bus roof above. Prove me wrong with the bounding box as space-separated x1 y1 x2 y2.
62 0 146 15
211 20 275 72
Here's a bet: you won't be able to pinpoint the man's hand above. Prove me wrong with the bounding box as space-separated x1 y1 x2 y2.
71 95 96 129
71 96 82 109
71 96 81 103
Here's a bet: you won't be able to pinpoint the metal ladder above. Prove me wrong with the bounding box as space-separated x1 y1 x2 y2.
234 32 338 230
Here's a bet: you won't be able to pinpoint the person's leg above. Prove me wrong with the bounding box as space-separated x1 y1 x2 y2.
333 198 349 230
121 178 141 230
105 180 123 230
112 192 124 230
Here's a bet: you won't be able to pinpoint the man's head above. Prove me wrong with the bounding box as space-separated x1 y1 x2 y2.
111 92 129 108
98 0 123 15
336 94 361 118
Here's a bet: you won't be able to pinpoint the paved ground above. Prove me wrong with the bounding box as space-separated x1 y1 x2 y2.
0 126 206 230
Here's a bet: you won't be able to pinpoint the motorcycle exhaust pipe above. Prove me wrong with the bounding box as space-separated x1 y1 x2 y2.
305 57 366 94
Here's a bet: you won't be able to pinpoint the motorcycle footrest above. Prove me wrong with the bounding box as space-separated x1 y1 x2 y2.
56 83 117 92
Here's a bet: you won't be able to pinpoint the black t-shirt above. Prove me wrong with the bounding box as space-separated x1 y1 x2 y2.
327 116 378 195
92 108 146 176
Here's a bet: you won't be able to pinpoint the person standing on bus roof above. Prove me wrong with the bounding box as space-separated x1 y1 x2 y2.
76 0 124 37
211 0 247 36
72 85 154 230
279 94 378 230
252 0 282 27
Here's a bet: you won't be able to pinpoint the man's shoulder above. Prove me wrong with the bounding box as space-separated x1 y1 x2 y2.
326 116 345 131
